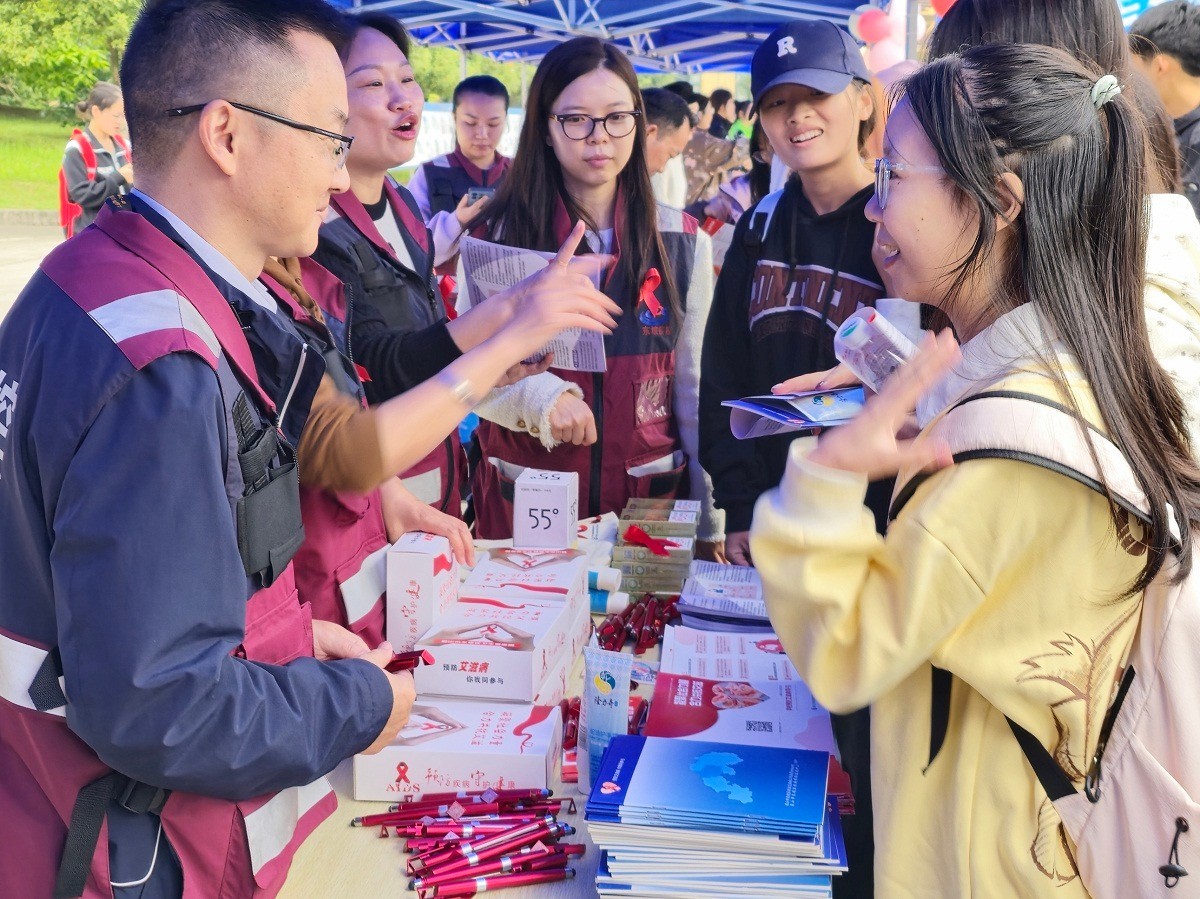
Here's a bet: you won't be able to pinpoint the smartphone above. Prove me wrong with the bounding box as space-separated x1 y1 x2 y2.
466 186 495 204
385 649 435 673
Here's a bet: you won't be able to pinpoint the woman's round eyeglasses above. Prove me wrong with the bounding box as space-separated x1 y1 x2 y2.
549 110 641 141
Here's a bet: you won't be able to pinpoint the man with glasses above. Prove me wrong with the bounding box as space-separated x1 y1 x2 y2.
0 2 415 896
0 0 624 894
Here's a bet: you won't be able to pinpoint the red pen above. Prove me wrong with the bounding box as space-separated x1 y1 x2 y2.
350 802 500 827
385 648 435 673
362 792 499 820
429 822 575 879
390 788 551 809
417 866 576 898
408 815 556 873
410 843 565 890
508 798 575 816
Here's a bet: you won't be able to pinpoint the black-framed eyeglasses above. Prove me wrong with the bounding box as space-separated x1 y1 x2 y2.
874 157 945 210
549 110 641 141
166 100 354 169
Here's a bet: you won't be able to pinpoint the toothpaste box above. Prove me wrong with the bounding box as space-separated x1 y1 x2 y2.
622 498 702 514
460 547 588 606
513 468 579 550
612 534 695 565
618 507 699 538
414 594 580 702
685 560 763 601
353 699 562 801
386 532 460 651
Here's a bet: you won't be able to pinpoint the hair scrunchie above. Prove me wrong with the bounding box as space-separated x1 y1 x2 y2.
1090 74 1122 109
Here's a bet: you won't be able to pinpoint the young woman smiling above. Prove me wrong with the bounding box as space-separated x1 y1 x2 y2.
752 44 1200 897
312 15 553 517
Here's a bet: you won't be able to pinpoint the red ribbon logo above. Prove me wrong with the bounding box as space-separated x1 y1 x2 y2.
623 524 680 557
433 553 454 575
639 268 663 318
395 762 411 784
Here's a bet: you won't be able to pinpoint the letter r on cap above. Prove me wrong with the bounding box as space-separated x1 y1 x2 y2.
777 36 796 57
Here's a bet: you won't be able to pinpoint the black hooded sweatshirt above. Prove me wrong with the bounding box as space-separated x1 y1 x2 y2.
699 177 889 534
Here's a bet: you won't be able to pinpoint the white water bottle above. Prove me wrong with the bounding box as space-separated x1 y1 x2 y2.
833 306 917 393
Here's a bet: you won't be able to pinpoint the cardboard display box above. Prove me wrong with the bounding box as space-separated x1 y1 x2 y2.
353 699 563 801
460 547 588 606
413 592 586 702
386 532 459 652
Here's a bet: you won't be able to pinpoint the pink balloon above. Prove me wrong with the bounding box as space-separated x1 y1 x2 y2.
867 38 906 73
857 8 894 44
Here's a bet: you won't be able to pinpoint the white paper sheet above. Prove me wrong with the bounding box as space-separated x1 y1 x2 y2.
460 236 608 372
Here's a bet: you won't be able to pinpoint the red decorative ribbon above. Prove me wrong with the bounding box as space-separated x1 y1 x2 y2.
354 363 372 383
622 524 680 557
395 762 411 784
639 268 663 317
433 552 454 575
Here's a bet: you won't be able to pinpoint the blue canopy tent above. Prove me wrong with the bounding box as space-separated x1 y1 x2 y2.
327 0 1175 73
326 0 865 73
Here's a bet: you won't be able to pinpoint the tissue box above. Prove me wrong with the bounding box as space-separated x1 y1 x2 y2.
353 699 562 801
461 548 588 606
513 469 579 550
414 594 581 702
386 532 459 651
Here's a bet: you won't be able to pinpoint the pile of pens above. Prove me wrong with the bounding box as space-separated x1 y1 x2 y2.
595 592 681 654
350 787 584 897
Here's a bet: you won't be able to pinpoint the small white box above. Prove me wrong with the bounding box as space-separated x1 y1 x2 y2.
386 532 459 652
513 469 578 549
461 548 588 606
353 699 562 801
414 595 577 701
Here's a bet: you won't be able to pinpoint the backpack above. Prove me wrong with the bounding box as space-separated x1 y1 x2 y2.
742 185 784 253
58 129 130 238
890 390 1200 898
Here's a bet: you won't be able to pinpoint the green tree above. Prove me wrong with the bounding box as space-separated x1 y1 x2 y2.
0 0 139 112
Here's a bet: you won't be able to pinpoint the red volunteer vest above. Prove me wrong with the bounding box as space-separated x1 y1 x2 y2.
262 260 390 649
329 186 465 518
2 206 335 898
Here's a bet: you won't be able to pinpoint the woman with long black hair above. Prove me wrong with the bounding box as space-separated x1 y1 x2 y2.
464 37 723 557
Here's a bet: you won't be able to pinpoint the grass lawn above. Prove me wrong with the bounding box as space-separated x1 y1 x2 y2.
0 111 74 210
0 109 417 211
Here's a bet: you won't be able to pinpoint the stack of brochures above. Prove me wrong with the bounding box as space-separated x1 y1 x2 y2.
651 624 854 810
586 735 846 897
675 560 771 631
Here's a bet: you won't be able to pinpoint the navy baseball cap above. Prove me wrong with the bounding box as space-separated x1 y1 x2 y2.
751 20 872 113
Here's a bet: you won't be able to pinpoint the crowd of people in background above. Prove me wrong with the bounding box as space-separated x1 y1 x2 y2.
18 0 1200 897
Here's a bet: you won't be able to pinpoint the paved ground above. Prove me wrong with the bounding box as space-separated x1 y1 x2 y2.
0 223 62 319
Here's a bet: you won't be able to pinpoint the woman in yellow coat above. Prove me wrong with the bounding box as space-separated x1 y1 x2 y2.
751 45 1200 898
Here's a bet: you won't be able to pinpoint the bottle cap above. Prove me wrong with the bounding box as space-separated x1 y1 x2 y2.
837 316 870 349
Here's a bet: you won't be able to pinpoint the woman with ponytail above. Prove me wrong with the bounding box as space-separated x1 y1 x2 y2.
752 44 1200 897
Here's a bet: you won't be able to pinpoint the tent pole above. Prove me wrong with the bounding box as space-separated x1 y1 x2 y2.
906 0 921 60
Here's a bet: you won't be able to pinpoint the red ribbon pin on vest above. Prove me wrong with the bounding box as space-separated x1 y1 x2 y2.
639 268 663 318
623 524 680 557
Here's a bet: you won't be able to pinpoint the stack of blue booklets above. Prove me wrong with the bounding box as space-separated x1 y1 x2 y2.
586 735 846 897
